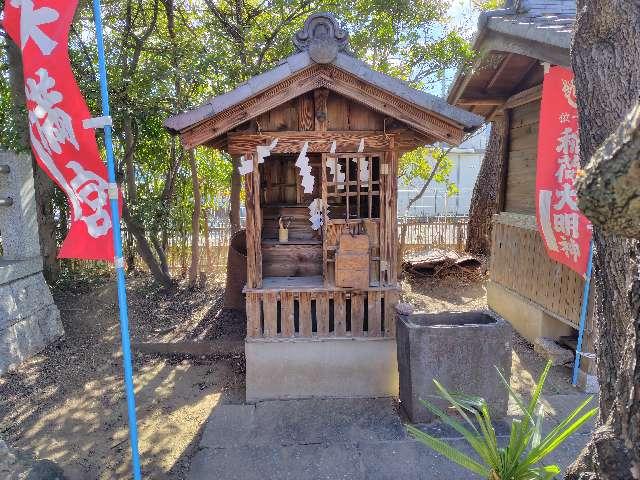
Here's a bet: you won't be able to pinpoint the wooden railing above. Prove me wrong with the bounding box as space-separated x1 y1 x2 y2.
245 288 399 339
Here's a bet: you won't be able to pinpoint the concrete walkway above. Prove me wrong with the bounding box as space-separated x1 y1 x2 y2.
187 394 593 480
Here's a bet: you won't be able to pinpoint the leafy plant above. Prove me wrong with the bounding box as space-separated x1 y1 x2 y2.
407 361 597 479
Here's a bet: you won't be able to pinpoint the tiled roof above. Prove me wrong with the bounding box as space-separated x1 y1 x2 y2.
479 0 575 50
165 13 484 135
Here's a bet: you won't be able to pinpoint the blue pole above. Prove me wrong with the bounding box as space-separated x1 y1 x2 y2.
572 240 594 387
91 1 142 478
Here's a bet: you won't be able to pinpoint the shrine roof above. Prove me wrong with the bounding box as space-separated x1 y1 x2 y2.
479 0 575 52
447 0 575 120
164 13 483 143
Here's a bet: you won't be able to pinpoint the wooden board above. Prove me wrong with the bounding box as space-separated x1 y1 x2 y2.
298 292 312 336
262 243 323 277
504 101 540 215
246 292 262 337
333 291 347 336
367 291 382 337
351 294 364 336
316 293 329 336
280 291 295 336
262 292 278 337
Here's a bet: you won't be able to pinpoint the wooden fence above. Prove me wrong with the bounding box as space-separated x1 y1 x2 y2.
144 215 469 276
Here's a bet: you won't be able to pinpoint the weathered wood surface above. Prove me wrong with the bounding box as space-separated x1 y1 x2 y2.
262 243 323 277
244 287 399 339
490 218 587 327
504 100 539 215
227 131 394 155
179 65 465 149
244 154 263 288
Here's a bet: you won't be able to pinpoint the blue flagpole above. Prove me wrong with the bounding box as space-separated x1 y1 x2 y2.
572 240 594 387
91 1 142 478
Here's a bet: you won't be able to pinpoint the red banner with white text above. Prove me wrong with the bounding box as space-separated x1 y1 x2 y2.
3 0 119 261
536 66 591 276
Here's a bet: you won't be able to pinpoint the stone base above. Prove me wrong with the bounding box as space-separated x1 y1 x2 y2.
245 337 398 402
487 281 575 343
0 271 63 374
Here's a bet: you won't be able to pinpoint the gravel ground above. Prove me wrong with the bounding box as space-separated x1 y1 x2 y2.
0 266 577 479
0 273 244 480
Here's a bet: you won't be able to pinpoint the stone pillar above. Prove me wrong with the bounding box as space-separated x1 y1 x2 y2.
0 151 63 374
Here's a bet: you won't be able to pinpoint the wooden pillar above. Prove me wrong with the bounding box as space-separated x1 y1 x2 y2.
379 136 398 286
244 153 262 288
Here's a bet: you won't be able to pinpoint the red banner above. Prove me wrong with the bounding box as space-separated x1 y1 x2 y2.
536 66 591 276
3 0 119 261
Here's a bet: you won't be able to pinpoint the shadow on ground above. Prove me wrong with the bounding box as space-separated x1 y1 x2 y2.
0 275 245 479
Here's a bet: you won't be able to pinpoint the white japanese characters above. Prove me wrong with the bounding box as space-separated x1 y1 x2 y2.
67 161 112 237
10 0 59 55
25 68 79 154
25 68 112 239
552 125 581 261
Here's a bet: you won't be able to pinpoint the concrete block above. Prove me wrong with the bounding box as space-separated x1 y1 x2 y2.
245 337 398 402
534 337 574 366
487 281 574 343
397 310 512 423
0 152 40 260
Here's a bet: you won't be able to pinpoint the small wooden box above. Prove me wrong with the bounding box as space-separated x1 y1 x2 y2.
335 234 369 288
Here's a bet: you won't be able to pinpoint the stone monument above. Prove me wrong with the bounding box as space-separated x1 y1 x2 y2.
0 151 63 374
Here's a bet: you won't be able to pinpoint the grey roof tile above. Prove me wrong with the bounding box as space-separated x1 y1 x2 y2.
165 49 483 134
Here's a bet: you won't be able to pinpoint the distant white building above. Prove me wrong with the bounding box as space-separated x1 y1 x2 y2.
398 126 488 217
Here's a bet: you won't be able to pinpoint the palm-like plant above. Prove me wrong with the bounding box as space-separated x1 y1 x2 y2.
407 361 597 480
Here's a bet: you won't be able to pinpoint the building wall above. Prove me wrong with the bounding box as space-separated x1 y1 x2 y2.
488 99 597 387
397 129 488 217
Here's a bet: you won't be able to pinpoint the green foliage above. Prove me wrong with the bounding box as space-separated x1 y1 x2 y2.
1 0 478 279
399 146 459 197
407 361 597 480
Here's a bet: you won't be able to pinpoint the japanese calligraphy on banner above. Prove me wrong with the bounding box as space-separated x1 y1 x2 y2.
3 0 119 261
536 66 591 276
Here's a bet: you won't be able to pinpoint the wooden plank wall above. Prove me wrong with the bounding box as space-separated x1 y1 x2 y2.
504 100 539 215
491 219 585 327
245 289 399 339
255 91 385 132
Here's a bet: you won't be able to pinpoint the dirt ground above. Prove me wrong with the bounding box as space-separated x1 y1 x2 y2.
0 267 577 479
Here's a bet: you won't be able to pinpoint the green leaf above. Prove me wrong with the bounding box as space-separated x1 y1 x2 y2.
407 425 490 477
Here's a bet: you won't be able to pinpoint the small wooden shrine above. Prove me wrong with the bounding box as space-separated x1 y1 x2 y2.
166 12 482 400
448 0 597 391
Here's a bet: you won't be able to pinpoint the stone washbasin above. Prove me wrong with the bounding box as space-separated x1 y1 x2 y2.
397 309 512 423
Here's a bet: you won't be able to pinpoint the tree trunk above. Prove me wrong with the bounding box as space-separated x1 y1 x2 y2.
187 149 201 289
229 155 242 233
465 116 508 255
5 34 60 282
565 2 640 478
203 208 211 269
122 204 173 288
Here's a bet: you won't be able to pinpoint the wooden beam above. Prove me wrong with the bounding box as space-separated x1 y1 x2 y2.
178 64 466 149
502 84 542 110
226 130 433 155
458 96 509 106
485 53 514 91
228 131 389 155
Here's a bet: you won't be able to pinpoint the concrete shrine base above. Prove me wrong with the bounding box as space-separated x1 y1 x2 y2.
245 336 398 402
